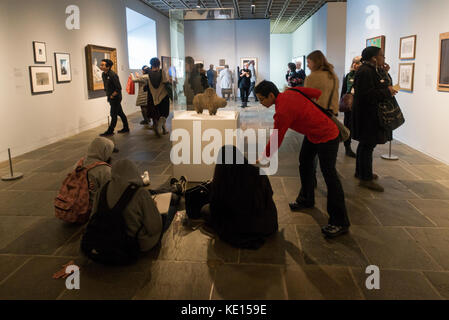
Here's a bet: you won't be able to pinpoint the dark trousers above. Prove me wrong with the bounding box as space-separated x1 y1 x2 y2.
240 86 250 106
356 142 377 181
107 97 129 132
160 194 180 234
297 137 350 227
344 111 353 148
249 81 258 101
140 105 150 123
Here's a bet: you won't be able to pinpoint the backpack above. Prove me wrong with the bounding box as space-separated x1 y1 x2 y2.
80 182 142 265
54 158 110 224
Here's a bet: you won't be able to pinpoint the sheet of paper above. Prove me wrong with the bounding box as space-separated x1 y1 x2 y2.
153 193 171 214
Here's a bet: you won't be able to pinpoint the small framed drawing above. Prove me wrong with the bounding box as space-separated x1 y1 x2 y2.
240 57 258 75
366 35 386 53
219 59 225 66
399 35 417 60
438 32 449 92
398 63 415 92
33 41 47 63
29 66 54 94
54 53 72 83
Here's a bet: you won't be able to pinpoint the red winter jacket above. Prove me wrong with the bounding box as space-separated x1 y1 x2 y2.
264 87 339 157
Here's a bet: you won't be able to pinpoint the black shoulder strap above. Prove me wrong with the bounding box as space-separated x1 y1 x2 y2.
97 181 111 212
288 88 333 120
111 184 139 214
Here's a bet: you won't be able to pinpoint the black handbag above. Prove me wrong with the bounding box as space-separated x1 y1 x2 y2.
378 98 405 131
184 181 212 220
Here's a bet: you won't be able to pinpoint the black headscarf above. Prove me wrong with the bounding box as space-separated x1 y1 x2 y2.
362 46 381 62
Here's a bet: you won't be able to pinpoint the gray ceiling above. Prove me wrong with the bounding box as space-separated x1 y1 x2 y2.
140 0 346 34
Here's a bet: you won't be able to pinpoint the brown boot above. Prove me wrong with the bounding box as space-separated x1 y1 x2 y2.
359 180 384 192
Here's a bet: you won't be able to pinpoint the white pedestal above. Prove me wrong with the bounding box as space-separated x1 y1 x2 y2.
171 110 240 182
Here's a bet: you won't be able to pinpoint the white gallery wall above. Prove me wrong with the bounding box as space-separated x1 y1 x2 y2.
184 19 271 89
291 2 347 82
0 0 170 162
346 0 449 164
270 34 292 90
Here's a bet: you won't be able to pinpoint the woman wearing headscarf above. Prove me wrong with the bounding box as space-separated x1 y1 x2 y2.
340 56 362 158
201 145 278 249
352 46 398 192
104 159 163 252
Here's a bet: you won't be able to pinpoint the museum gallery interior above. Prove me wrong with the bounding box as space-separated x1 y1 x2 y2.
1 0 449 302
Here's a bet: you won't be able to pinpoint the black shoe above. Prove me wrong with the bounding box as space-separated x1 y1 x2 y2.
321 225 349 238
289 201 314 212
355 173 379 180
113 147 119 153
100 131 114 137
140 120 149 125
345 148 356 158
118 128 130 134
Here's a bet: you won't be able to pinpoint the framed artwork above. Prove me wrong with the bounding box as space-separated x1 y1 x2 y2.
216 66 225 75
366 35 386 53
33 41 47 63
240 57 258 75
29 66 54 94
161 56 171 71
54 53 72 83
219 59 225 66
85 44 117 91
438 32 449 92
399 35 417 60
398 63 415 92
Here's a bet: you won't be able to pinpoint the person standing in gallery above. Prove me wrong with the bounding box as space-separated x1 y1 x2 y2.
239 63 252 108
248 60 258 102
340 56 362 158
131 65 151 126
286 62 303 88
352 47 397 192
296 61 306 86
207 64 217 90
219 65 233 101
99 59 129 136
146 57 170 137
254 80 350 238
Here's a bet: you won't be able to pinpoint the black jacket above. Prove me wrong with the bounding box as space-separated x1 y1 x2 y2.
102 70 122 101
352 63 392 145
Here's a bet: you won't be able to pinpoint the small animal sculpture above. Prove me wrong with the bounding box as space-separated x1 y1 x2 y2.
193 88 227 115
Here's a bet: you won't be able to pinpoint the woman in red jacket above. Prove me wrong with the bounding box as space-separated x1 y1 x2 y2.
255 80 349 238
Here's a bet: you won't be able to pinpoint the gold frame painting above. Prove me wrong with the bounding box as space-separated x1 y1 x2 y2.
438 32 449 92
85 44 117 91
240 57 258 75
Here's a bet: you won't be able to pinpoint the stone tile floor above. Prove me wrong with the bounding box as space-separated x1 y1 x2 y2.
1 101 449 300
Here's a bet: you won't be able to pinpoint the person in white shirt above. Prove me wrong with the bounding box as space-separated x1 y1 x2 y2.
219 65 233 101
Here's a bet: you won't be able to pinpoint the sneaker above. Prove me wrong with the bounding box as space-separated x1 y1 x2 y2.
321 224 349 238
289 201 314 212
100 131 114 137
113 147 119 153
359 180 384 192
118 128 130 134
345 148 357 158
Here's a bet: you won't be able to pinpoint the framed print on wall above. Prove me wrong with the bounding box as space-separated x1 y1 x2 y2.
438 32 449 92
240 57 258 75
54 53 72 83
33 41 47 63
398 63 415 92
85 44 117 91
29 66 54 94
399 35 417 60
366 35 386 53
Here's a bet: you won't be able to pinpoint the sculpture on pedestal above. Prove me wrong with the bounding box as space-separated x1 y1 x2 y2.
193 88 227 115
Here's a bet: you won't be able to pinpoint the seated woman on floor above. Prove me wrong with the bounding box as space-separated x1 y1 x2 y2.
202 145 278 249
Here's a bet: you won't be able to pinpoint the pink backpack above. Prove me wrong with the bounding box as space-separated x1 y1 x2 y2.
54 158 110 224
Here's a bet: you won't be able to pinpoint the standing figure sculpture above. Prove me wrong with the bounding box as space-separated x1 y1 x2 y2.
193 88 227 115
